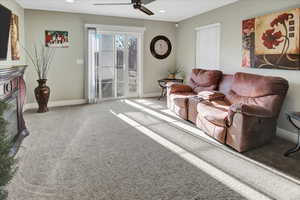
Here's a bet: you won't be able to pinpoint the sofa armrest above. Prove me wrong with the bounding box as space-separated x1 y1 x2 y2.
229 103 274 118
168 84 193 94
226 103 277 152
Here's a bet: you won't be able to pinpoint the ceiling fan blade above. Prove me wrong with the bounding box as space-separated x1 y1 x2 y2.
93 3 132 6
138 5 154 15
142 0 155 5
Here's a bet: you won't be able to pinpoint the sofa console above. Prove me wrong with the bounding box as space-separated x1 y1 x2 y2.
167 69 289 152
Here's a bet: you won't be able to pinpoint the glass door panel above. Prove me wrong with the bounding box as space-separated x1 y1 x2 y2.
100 34 114 99
95 32 139 100
127 35 138 96
116 34 126 97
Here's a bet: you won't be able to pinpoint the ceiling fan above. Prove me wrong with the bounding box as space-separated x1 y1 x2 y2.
93 0 155 16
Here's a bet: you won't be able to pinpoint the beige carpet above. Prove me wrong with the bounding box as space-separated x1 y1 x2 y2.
7 98 300 200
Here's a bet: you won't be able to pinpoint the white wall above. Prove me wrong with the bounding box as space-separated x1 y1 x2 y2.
0 0 25 66
176 0 300 133
24 10 176 103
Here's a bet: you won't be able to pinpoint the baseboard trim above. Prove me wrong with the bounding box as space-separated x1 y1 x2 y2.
277 127 298 144
24 95 162 111
141 92 161 98
24 99 87 111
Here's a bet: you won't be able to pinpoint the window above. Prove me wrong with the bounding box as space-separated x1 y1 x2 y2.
195 23 221 70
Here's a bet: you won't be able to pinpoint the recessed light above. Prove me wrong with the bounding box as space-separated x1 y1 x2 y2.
159 10 166 13
66 0 75 3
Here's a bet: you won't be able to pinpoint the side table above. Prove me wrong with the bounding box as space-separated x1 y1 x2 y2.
284 112 300 157
157 78 184 100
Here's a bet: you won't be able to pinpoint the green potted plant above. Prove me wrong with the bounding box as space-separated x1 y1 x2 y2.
168 67 182 79
0 101 17 200
24 44 55 113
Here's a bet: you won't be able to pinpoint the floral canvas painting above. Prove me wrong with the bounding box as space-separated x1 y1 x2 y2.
242 8 300 70
45 31 69 48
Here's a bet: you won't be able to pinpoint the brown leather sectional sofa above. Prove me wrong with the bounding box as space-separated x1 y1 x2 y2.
167 69 289 152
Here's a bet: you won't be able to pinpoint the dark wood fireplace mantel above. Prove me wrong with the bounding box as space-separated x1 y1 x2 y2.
0 65 29 155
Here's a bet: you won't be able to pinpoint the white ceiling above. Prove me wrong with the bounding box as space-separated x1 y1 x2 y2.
16 0 239 22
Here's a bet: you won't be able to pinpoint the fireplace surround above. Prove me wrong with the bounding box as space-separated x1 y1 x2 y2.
0 65 28 155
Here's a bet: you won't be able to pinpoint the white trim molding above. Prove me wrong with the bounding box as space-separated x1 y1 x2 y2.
195 23 221 31
277 127 298 144
24 99 87 111
138 33 144 98
85 24 146 33
23 95 162 111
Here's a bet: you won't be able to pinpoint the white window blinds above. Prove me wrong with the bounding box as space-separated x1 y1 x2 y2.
195 23 221 70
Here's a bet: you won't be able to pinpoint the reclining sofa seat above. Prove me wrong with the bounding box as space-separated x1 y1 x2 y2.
225 72 288 152
167 69 289 152
167 69 223 120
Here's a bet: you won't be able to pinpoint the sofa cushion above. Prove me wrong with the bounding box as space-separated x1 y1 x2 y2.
227 72 289 117
195 100 231 143
197 100 230 127
230 72 288 98
198 91 225 101
189 69 223 92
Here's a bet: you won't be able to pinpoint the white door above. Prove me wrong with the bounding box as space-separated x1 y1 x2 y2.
195 23 221 70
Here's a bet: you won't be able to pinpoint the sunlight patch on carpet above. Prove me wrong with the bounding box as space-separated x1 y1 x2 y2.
110 110 271 200
123 99 217 144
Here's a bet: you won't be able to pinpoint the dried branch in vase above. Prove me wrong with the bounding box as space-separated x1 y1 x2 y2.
23 44 56 80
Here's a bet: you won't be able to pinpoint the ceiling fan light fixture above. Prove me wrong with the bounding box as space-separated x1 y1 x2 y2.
159 9 166 13
94 0 155 16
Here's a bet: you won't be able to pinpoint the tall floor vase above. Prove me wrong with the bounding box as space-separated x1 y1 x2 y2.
34 79 50 113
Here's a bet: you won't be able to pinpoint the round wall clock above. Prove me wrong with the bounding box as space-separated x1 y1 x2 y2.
150 35 172 59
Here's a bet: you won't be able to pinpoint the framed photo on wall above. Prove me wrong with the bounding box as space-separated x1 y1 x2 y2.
45 30 69 48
